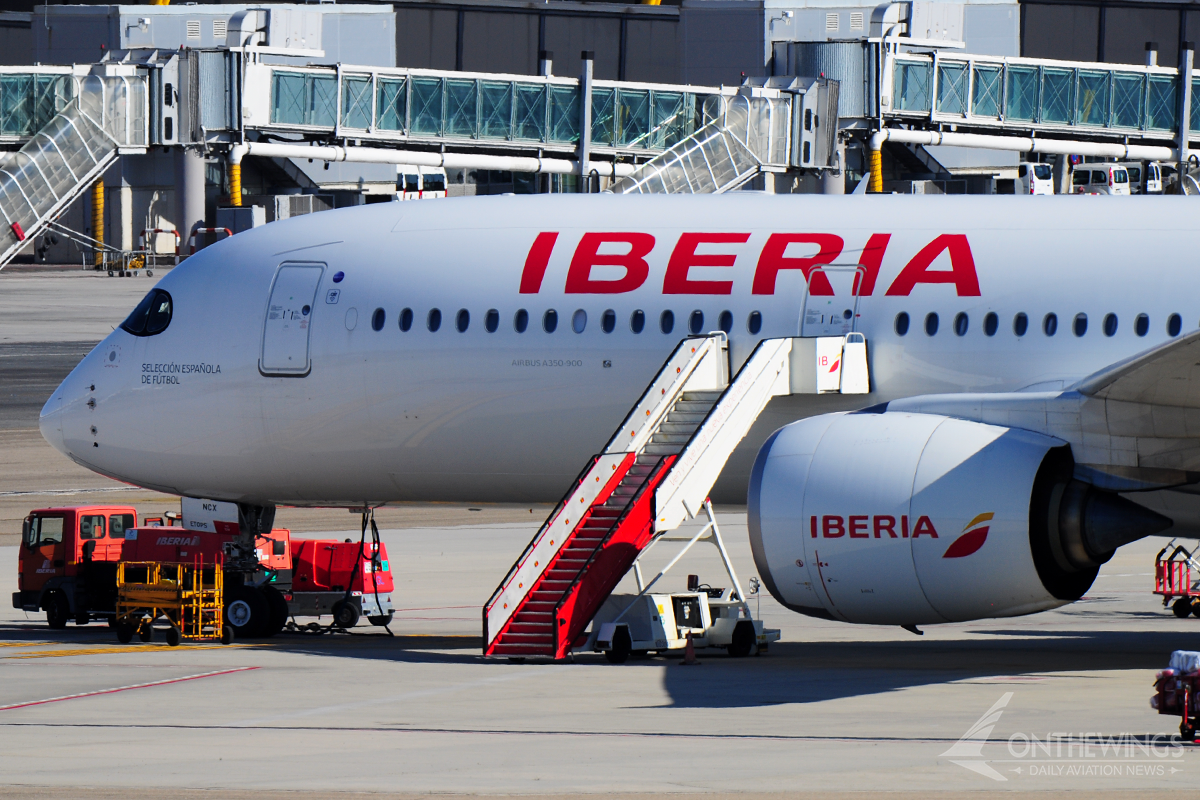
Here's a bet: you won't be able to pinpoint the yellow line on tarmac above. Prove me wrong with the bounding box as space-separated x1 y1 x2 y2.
0 642 50 648
4 644 255 659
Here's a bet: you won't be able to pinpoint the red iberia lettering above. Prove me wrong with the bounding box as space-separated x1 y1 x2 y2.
884 234 981 297
901 515 910 538
911 516 939 538
752 234 842 295
662 233 747 294
519 232 558 294
810 516 818 538
822 516 845 538
852 233 891 297
848 516 869 538
565 232 654 294
873 515 897 538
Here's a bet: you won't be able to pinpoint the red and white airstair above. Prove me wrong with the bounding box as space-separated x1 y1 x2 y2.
483 332 868 659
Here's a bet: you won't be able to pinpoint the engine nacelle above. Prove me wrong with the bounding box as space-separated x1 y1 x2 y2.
747 412 1170 626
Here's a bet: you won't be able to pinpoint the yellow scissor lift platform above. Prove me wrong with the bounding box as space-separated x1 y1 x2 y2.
115 560 233 647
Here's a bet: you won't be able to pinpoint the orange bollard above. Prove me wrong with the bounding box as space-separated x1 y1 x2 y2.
680 631 700 666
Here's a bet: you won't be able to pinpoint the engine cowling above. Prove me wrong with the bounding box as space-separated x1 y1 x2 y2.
747 411 1170 626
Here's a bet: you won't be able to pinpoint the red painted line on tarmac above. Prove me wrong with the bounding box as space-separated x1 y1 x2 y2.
0 666 259 712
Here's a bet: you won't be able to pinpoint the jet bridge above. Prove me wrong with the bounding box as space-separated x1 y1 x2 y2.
482 331 869 659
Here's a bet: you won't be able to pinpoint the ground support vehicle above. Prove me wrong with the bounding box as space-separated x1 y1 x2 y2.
114 559 232 646
1152 650 1200 741
589 500 780 663
1153 541 1200 619
286 538 395 630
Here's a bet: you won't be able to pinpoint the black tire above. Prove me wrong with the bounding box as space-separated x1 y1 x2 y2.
164 626 181 647
224 585 270 639
604 626 631 664
332 600 361 629
1182 724 1196 742
261 585 289 637
116 623 134 643
1192 599 1200 620
45 592 69 630
146 270 153 277
138 623 153 643
1173 598 1192 618
75 611 90 626
220 625 235 645
368 611 394 627
727 621 755 658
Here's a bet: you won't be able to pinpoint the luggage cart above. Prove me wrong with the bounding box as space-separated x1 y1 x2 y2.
1152 650 1200 741
1154 541 1200 619
115 558 233 646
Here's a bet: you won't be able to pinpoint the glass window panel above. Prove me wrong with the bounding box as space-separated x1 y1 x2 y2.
894 61 932 112
410 77 443 135
549 85 579 143
0 75 32 135
650 91 686 149
445 79 477 138
513 84 546 141
272 71 308 125
478 81 512 140
1112 74 1144 128
1077 71 1109 127
1041 68 1073 124
376 77 406 131
616 89 650 147
341 76 373 129
1006 66 1038 121
936 62 968 115
971 65 1002 118
304 75 336 127
1192 78 1200 137
1146 76 1178 131
591 87 615 145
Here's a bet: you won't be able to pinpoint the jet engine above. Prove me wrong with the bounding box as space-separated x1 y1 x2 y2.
747 411 1170 626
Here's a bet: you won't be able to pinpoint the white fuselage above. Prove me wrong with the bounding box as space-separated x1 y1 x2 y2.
39 193 1197 506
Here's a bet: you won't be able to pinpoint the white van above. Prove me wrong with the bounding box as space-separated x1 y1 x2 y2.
397 166 447 200
1070 165 1130 195
1017 163 1054 194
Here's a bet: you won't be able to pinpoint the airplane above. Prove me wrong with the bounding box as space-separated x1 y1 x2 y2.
36 192 1200 628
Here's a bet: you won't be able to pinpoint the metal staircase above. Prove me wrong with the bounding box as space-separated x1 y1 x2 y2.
483 334 801 659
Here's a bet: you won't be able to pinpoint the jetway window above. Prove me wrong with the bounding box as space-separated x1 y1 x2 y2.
984 312 998 336
371 308 386 331
543 310 558 333
120 289 173 337
689 311 704 335
1168 313 1182 337
485 309 499 333
1103 314 1118 337
427 309 442 332
718 311 733 334
660 310 675 334
572 310 587 333
630 310 645 333
456 309 470 332
399 308 413 332
894 312 910 336
515 309 529 333
602 310 616 333
1135 314 1149 337
924 313 939 336
1043 313 1058 336
953 313 968 336
1013 313 1028 337
747 311 762 335
1073 314 1087 337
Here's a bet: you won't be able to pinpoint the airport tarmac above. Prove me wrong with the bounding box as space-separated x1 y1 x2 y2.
1 267 1198 797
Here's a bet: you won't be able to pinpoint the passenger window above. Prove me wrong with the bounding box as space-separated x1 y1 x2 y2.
121 289 173 337
1092 170 1106 183
371 308 386 331
1168 313 1182 336
1073 313 1087 337
688 310 704 335
660 310 675 334
718 310 733 334
924 312 939 336
894 312 909 336
109 514 134 538
399 308 413 331
514 309 529 333
543 309 558 333
572 309 587 333
1103 313 1117 336
630 310 645 333
1043 313 1058 336
984 312 998 336
79 514 105 540
1013 313 1028 336
427 308 442 332
953 312 968 336
485 309 499 333
456 309 469 332
32 516 63 545
747 311 762 335
1072 171 1088 187
602 309 616 333
1135 313 1149 336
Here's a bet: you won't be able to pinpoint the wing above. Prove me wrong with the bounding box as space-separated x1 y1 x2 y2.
1076 329 1200 408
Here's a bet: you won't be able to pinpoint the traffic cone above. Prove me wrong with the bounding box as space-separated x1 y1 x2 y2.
681 631 700 666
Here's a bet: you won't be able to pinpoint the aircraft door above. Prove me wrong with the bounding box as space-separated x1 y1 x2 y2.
261 264 324 376
799 266 865 337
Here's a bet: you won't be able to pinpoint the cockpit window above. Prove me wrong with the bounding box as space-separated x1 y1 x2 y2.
121 289 173 337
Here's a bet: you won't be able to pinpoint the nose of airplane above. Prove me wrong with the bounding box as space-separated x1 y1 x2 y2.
39 380 68 458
